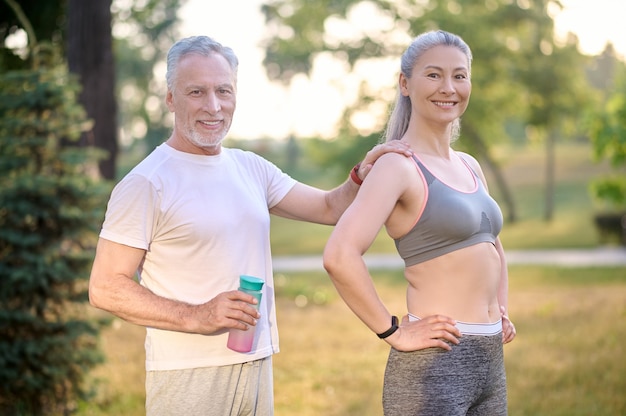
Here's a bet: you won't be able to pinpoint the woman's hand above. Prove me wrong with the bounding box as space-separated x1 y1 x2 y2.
500 305 516 344
385 314 462 352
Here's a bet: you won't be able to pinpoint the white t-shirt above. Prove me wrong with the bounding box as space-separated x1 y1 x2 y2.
100 143 297 371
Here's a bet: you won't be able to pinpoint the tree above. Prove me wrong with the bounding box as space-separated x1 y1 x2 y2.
112 0 185 166
0 0 64 70
0 4 110 413
0 37 109 416
259 0 592 223
511 7 593 221
588 63 626 213
66 0 118 179
1 0 118 180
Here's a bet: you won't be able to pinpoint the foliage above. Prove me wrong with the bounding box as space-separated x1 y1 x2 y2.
259 0 595 223
589 177 626 211
260 0 589 141
588 61 626 210
112 0 186 161
301 132 379 182
1 0 187 179
0 0 65 70
0 64 110 414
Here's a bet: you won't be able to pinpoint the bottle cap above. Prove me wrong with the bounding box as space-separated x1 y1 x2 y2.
239 275 264 291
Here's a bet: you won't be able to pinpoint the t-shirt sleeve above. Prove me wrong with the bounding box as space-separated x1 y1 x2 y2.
244 152 296 208
266 166 296 208
99 174 159 250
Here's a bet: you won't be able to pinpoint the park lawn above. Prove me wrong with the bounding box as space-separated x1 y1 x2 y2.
80 265 626 416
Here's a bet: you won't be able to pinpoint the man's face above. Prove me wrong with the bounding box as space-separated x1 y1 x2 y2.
166 53 237 153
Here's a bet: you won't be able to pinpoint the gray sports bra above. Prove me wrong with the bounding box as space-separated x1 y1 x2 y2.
394 153 503 266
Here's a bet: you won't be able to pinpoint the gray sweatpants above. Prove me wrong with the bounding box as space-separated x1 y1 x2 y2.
382 334 507 416
146 356 273 416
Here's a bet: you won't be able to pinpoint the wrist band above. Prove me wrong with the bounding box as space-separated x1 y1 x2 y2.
377 315 399 339
350 162 363 186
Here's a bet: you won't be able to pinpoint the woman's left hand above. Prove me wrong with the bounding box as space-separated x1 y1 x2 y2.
500 305 516 344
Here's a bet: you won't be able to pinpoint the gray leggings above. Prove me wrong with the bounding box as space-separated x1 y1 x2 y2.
382 334 507 416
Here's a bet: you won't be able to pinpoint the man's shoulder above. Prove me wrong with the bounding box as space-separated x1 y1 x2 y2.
223 147 273 167
125 145 170 177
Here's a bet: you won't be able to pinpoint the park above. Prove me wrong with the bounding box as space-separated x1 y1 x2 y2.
1 0 625 415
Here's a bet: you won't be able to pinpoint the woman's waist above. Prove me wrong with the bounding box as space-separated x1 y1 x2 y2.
408 313 502 336
406 288 502 327
406 296 502 325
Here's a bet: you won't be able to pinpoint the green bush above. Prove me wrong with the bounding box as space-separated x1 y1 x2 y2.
0 66 110 415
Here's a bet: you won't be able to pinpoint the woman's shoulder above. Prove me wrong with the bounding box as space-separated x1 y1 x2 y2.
376 151 415 168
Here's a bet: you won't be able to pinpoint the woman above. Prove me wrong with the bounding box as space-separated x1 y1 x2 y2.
323 30 516 415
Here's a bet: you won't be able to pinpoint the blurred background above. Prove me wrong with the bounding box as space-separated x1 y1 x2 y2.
1 0 625 415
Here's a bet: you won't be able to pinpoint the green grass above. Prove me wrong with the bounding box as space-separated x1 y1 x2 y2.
274 266 626 416
504 266 626 416
80 266 626 415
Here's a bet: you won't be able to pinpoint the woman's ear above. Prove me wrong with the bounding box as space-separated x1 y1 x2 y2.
399 73 409 96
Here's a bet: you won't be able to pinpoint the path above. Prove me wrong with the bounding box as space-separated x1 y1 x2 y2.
272 247 626 272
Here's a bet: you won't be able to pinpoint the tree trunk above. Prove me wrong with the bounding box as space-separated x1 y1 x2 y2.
544 130 556 221
66 0 117 179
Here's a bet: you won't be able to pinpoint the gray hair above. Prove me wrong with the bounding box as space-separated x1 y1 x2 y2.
165 36 239 91
383 30 472 143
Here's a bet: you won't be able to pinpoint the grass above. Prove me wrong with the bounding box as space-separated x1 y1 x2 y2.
76 142 626 414
80 267 626 415
275 267 626 416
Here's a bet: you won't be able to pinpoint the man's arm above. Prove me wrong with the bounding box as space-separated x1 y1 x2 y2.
269 140 411 224
88 238 260 334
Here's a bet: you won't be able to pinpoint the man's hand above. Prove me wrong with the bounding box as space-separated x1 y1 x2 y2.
191 291 261 335
357 140 412 182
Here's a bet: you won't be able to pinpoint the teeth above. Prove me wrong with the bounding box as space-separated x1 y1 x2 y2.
200 120 220 126
433 101 455 107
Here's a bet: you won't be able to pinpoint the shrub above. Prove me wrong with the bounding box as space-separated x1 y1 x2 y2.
0 65 110 415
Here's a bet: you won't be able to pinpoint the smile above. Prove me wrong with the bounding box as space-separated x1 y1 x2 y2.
199 120 221 126
432 101 456 107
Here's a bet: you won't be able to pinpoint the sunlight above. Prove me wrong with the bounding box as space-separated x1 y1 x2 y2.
174 0 626 139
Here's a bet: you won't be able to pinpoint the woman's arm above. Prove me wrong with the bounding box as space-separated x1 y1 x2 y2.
323 154 460 351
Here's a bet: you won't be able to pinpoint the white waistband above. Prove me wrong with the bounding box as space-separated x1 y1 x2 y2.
408 313 502 336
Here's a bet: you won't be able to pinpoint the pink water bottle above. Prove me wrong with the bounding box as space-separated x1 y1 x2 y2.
227 275 264 353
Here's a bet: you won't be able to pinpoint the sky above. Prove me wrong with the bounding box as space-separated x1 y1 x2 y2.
179 0 626 140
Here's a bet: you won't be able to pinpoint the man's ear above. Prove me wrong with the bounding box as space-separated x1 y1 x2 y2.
165 90 175 113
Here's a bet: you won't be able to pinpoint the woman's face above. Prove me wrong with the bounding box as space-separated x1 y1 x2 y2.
400 45 471 126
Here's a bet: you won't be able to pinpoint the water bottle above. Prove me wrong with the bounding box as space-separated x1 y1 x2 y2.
227 275 264 352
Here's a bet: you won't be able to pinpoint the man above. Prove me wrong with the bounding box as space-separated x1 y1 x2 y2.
88 35 410 416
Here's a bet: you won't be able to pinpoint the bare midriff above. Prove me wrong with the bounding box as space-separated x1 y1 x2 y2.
405 242 502 324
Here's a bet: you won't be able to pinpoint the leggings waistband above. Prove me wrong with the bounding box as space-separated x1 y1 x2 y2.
408 313 502 336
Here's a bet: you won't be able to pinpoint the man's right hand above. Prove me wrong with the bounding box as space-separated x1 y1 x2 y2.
192 290 261 335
